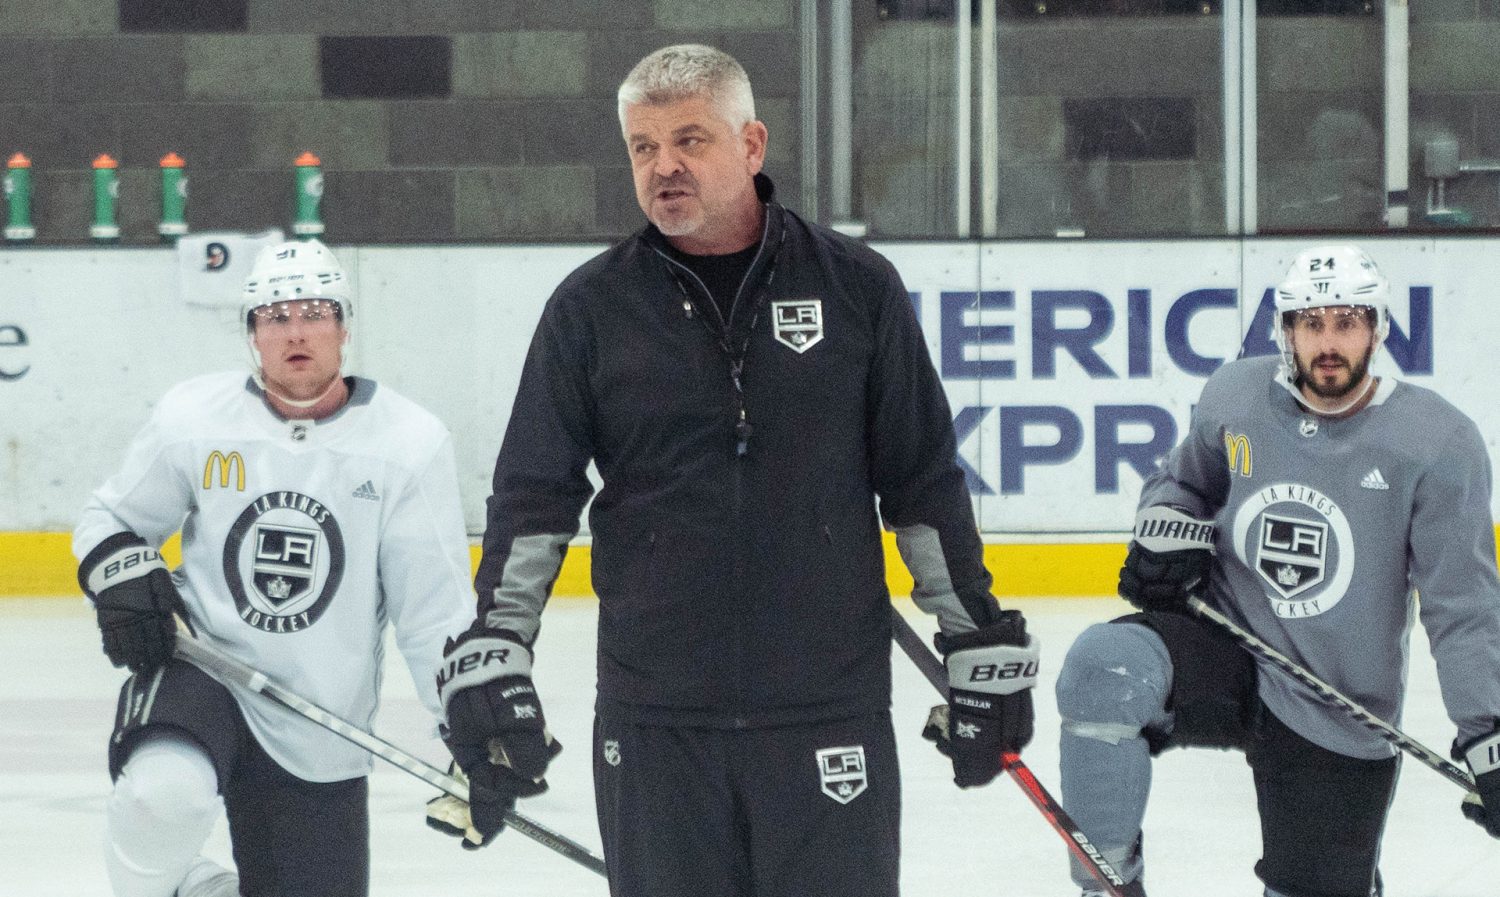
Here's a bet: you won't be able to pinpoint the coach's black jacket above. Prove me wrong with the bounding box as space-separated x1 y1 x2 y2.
476 175 1000 727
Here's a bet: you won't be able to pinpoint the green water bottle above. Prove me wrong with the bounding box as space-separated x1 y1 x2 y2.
293 151 325 237
91 153 120 242
158 152 188 240
4 153 34 242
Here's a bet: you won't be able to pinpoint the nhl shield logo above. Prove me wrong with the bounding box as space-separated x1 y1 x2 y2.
1255 513 1327 600
816 745 867 804
772 299 824 353
603 739 621 767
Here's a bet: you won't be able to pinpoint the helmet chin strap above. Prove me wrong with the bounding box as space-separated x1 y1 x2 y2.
1281 370 1376 417
262 374 343 410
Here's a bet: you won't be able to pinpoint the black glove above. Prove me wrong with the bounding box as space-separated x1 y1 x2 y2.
1117 505 1216 613
79 534 189 673
435 623 561 848
1457 727 1500 838
922 609 1038 788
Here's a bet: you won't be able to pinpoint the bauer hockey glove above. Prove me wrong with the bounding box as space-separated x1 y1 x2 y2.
1117 505 1216 614
79 533 191 673
922 609 1039 787
435 623 562 848
1457 727 1500 838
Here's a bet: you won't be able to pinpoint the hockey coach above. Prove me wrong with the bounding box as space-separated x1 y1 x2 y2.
431 43 1039 896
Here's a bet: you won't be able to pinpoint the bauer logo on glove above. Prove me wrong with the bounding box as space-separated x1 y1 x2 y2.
923 609 1039 788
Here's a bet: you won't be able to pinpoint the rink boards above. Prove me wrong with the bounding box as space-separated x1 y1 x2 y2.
3 236 1497 596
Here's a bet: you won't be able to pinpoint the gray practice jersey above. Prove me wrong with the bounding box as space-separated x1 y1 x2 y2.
75 372 474 781
1142 354 1500 759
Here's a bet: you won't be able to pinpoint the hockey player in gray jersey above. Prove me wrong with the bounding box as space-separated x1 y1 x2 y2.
74 239 475 897
1054 245 1500 897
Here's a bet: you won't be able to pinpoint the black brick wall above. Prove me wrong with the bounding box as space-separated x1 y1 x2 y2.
3 3 1500 243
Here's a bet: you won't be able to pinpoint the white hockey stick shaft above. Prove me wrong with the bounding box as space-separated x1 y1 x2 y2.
171 620 607 875
1186 596 1476 794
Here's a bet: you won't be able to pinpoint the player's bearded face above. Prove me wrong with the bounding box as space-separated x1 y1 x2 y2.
251 299 346 401
1287 306 1376 400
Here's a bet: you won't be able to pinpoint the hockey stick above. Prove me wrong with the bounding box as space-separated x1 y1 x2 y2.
171 621 608 876
1185 595 1476 794
889 607 1132 897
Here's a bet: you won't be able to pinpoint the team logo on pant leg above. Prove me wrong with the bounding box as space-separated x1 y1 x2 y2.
816 745 867 804
224 491 345 633
1231 483 1353 619
772 299 824 353
602 739 621 767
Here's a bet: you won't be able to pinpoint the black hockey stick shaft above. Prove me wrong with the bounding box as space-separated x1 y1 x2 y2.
889 607 1131 897
171 621 608 876
1186 595 1476 794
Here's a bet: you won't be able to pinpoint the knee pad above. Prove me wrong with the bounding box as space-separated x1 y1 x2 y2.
1055 622 1173 744
106 735 222 895
111 734 221 827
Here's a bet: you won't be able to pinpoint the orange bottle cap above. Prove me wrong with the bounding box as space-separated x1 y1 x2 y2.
294 151 321 167
160 152 186 168
7 152 31 168
93 154 118 169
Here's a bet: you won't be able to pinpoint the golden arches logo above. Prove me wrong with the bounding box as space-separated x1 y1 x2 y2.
1224 432 1252 478
204 451 246 491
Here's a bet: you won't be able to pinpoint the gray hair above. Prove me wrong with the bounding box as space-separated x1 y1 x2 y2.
617 44 756 135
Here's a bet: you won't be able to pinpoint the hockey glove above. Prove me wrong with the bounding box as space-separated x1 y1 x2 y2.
436 623 561 848
1118 505 1216 613
922 609 1039 788
425 762 489 849
1457 727 1500 838
79 534 190 673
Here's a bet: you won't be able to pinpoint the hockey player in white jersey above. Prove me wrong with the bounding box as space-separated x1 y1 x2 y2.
73 239 475 897
1055 245 1500 897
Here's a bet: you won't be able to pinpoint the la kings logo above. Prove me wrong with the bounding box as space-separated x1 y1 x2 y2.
1230 483 1353 619
224 491 345 633
816 745 868 804
771 299 824 353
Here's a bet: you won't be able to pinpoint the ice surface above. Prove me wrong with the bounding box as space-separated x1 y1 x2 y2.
3 596 1497 896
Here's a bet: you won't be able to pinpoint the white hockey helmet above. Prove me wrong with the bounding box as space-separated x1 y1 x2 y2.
241 238 353 331
1273 244 1390 368
241 239 354 388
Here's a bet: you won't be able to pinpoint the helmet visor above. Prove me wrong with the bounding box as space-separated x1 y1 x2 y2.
247 298 344 330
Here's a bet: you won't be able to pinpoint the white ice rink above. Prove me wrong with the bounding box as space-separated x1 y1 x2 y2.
4 595 1498 896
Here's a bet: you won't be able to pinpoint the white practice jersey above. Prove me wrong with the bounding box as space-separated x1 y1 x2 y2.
75 372 474 782
1143 354 1500 760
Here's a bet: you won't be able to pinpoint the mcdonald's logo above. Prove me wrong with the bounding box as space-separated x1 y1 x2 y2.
1224 432 1252 478
204 451 246 491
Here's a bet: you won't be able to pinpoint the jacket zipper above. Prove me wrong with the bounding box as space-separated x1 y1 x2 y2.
651 214 775 720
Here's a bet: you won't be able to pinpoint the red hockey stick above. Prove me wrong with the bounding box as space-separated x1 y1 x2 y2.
890 606 1131 897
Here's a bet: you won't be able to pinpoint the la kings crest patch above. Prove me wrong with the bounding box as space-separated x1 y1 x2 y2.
771 299 824 353
1230 482 1353 619
224 491 345 633
816 745 868 804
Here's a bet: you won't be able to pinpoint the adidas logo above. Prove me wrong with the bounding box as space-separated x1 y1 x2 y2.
352 480 381 501
1360 468 1390 491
